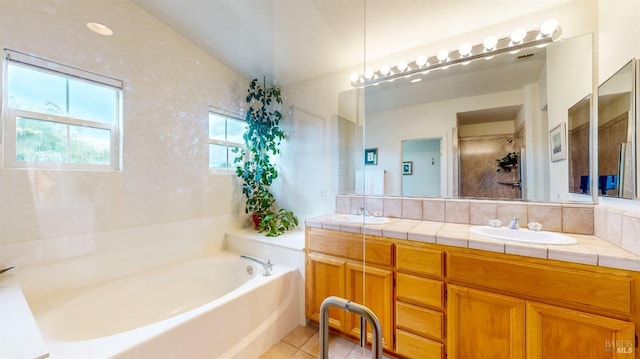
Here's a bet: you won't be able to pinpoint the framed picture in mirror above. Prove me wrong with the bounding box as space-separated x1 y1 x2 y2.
364 148 378 165
550 123 567 162
402 161 413 175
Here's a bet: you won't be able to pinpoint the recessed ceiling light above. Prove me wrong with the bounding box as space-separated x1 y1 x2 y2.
87 22 113 36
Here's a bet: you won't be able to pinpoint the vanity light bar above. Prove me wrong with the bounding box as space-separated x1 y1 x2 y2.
350 20 562 88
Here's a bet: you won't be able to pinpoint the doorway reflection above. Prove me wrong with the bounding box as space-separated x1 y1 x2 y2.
457 106 524 199
401 138 441 197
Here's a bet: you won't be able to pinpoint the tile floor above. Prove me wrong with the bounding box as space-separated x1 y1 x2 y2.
258 325 391 359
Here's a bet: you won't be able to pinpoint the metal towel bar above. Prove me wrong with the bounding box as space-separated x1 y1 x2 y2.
319 296 382 359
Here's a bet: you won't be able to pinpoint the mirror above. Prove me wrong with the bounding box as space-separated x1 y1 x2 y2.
597 59 636 198
568 95 591 195
401 138 442 197
340 33 593 202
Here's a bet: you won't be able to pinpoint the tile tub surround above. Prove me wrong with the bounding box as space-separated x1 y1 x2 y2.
306 214 640 272
336 195 593 234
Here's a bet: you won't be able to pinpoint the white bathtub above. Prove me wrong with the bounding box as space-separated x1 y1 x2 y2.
23 252 300 358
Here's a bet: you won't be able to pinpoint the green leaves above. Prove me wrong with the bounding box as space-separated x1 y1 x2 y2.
235 78 298 236
496 152 518 172
258 209 299 237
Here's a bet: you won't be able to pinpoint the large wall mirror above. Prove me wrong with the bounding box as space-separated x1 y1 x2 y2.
568 94 591 195
338 32 593 202
597 59 637 199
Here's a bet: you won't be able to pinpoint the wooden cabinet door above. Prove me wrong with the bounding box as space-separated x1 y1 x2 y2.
345 262 394 350
526 302 636 359
447 285 525 359
305 253 346 331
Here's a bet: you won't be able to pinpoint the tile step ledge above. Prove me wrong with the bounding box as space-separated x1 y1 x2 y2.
225 228 305 252
0 277 49 359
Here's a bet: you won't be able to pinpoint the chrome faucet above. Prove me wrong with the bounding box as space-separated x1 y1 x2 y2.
359 207 370 216
240 255 272 276
508 217 520 229
0 267 14 275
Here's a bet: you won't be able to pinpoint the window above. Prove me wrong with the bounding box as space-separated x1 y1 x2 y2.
208 110 245 170
2 49 122 170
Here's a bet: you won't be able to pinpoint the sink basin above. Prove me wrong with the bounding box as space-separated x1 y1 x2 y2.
469 226 577 245
331 214 391 224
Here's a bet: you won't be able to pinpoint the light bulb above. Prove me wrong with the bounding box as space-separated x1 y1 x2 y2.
380 64 391 75
350 72 360 83
364 69 374 80
483 35 498 51
416 55 427 67
459 42 472 57
437 48 449 62
540 18 559 37
511 27 526 44
397 59 408 72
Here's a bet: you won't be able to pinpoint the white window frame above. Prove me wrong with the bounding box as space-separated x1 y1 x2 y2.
2 49 123 170
208 107 245 171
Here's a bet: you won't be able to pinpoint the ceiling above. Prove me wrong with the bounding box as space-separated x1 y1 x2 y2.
132 0 572 85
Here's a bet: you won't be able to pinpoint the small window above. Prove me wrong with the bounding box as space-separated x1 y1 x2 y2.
2 49 122 170
208 111 245 170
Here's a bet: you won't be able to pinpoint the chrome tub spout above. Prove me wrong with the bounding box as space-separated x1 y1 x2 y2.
240 255 272 276
0 266 15 275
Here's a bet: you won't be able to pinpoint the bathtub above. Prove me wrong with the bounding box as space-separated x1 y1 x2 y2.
22 252 300 358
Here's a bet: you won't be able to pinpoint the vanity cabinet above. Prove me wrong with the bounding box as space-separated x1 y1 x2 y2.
395 243 446 358
306 252 346 330
447 285 525 359
305 228 394 350
305 228 639 358
526 301 635 358
345 262 393 349
447 252 637 359
447 285 635 359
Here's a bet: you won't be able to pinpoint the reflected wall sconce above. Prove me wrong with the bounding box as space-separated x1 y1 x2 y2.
350 19 561 88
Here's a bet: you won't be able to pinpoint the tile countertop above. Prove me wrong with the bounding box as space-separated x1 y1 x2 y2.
305 214 640 272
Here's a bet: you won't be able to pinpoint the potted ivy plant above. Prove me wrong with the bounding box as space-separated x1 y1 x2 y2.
234 78 298 236
496 152 519 172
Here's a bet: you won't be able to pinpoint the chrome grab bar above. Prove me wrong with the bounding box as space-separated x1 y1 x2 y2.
319 296 382 359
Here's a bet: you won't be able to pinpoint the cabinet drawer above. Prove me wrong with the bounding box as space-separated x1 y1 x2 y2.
307 229 393 266
396 244 444 277
448 253 632 314
396 301 444 340
396 329 444 359
396 273 444 309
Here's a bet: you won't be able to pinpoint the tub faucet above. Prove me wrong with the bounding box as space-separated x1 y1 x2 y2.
0 266 14 276
508 217 520 229
359 207 370 216
240 255 272 276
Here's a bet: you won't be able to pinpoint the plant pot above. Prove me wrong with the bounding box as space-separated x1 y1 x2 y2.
252 213 262 230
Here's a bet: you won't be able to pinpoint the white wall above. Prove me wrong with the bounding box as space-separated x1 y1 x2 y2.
598 0 640 82
0 0 247 248
459 121 515 137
